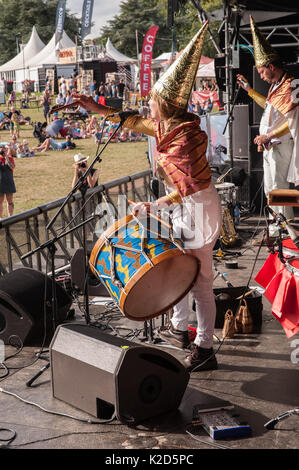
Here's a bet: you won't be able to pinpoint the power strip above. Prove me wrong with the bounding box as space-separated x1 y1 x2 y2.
194 409 252 440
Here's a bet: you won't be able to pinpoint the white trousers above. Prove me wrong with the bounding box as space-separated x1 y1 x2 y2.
170 184 222 349
263 139 294 236
171 242 217 348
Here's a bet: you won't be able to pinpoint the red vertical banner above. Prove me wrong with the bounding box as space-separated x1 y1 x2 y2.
140 26 159 97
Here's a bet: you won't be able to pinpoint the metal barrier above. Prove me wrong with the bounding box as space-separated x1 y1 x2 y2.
0 170 152 276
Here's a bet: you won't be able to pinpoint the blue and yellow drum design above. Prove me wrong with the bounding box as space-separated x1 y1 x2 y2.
89 214 199 321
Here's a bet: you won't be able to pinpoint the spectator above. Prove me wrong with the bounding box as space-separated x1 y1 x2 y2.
6 107 21 138
46 116 66 137
41 89 51 124
33 135 76 152
56 93 65 106
72 153 98 191
7 90 16 109
23 140 35 157
65 90 73 106
116 78 126 99
9 135 20 156
90 80 97 96
60 79 67 99
0 146 16 219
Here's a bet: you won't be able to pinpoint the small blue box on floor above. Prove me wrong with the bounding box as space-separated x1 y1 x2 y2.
195 408 252 440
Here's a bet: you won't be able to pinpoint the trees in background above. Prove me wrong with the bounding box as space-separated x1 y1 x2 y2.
0 0 80 65
98 0 222 59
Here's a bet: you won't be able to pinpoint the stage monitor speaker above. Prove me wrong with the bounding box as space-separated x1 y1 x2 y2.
0 268 72 346
50 324 189 425
232 105 249 158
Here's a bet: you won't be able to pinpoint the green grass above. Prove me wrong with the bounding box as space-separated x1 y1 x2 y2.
0 103 149 217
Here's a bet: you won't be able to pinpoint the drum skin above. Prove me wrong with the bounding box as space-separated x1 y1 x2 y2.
89 215 199 321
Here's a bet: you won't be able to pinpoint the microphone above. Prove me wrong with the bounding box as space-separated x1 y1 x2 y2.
107 109 139 122
266 206 299 249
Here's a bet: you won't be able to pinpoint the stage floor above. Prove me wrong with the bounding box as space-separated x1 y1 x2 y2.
1 217 299 454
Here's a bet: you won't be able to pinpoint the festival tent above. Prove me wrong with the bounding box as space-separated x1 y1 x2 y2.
104 38 138 89
196 61 215 77
27 31 75 68
105 38 137 64
14 31 76 92
0 26 45 81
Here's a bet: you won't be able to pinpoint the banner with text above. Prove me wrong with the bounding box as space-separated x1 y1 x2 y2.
81 0 94 40
140 26 159 97
55 0 67 42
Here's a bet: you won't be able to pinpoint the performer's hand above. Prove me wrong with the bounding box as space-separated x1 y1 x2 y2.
71 93 100 112
132 202 152 216
254 134 270 146
236 74 251 91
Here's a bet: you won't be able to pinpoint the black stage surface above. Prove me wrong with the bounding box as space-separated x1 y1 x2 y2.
0 216 299 455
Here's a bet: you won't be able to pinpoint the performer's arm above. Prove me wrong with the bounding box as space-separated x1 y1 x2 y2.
236 74 266 108
247 89 267 109
50 94 156 137
268 121 291 140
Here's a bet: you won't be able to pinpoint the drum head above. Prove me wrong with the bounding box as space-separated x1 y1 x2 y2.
123 253 199 321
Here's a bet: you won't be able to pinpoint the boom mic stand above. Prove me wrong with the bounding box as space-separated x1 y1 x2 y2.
45 117 125 325
223 84 241 136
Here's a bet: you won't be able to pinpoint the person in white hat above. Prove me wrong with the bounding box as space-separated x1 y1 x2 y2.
72 153 99 191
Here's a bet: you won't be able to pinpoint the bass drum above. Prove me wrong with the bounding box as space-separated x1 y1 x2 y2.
89 214 199 321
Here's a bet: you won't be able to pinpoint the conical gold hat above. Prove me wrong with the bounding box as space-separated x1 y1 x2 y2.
250 16 280 68
151 21 209 109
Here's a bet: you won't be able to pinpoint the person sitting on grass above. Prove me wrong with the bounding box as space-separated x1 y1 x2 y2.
32 135 76 153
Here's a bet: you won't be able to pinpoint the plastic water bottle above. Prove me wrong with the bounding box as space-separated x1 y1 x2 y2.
234 205 240 226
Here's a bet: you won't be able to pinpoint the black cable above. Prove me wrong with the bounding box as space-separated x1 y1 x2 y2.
0 428 17 448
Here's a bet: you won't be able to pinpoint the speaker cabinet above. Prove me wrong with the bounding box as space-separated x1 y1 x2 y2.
50 324 189 425
232 105 249 158
0 268 72 346
233 158 265 211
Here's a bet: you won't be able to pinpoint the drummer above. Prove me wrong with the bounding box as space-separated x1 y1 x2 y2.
53 22 222 372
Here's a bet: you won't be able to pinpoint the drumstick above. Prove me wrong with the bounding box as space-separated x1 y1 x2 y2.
49 102 78 114
128 200 173 231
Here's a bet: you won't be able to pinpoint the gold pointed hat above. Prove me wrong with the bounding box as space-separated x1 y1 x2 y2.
151 21 209 109
250 15 280 68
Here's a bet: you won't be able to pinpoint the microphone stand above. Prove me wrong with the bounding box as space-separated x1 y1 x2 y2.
223 84 241 136
21 218 95 332
45 117 125 325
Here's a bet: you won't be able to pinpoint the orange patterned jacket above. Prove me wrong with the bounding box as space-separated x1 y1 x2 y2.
120 113 211 199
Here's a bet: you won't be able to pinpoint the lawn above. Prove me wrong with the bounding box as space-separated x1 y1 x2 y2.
0 101 150 217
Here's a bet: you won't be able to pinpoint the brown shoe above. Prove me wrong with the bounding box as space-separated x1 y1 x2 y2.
158 324 190 349
252 235 276 246
183 345 218 372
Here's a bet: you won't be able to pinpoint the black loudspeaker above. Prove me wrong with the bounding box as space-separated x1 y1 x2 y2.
232 104 249 158
214 55 226 92
0 268 72 346
50 324 189 425
233 158 265 211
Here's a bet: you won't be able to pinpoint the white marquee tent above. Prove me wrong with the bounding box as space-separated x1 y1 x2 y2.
0 26 45 81
15 31 75 92
105 38 137 64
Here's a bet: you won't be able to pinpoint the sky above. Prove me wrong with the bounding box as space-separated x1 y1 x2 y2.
67 0 122 38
